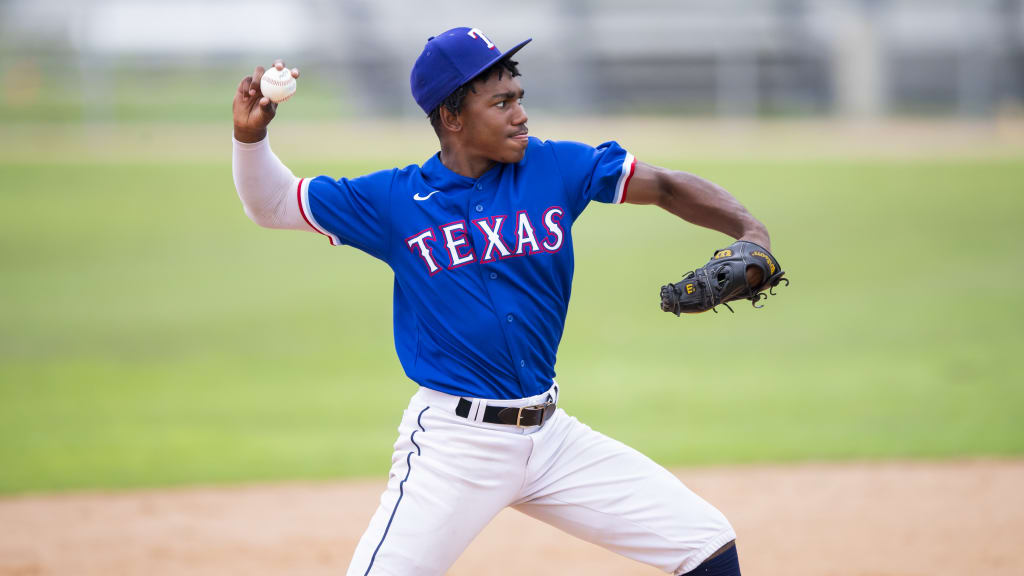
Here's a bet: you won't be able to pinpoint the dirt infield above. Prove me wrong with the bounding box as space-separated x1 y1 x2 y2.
1 459 1021 576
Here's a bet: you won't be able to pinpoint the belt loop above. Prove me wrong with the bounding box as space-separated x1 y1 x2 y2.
470 398 485 423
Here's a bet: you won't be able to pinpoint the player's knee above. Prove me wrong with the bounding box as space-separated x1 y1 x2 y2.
711 507 734 534
680 541 740 576
702 503 735 543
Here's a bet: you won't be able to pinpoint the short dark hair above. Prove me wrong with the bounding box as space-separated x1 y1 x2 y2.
428 58 521 132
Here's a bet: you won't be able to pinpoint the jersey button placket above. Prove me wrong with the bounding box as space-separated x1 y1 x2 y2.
472 178 526 391
474 183 485 213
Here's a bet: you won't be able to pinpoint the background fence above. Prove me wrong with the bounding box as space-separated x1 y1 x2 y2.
2 0 1023 123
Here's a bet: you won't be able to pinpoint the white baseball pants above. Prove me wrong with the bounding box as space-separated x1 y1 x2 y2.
346 385 735 575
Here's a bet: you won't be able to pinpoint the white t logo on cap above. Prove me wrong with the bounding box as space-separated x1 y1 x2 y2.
467 28 496 49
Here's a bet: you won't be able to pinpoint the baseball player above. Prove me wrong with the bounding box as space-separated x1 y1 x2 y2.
232 27 785 576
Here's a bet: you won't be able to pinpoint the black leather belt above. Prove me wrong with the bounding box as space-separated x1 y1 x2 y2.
455 398 556 427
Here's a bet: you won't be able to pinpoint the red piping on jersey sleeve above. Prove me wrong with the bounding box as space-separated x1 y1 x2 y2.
296 177 324 236
620 157 637 204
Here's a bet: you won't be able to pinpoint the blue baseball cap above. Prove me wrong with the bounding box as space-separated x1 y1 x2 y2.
410 27 531 115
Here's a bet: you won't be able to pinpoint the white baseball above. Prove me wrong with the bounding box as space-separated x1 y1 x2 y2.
260 66 296 103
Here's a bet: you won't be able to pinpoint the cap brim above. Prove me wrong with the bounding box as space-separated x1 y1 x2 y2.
461 37 532 87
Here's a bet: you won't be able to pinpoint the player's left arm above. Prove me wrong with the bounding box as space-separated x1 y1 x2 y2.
625 162 769 248
624 161 770 285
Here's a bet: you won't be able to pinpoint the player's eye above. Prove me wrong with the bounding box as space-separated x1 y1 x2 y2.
496 97 523 110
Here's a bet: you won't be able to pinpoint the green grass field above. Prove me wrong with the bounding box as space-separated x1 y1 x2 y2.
2 144 1023 494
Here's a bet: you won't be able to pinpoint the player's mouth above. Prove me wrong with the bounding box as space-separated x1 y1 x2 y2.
510 128 529 142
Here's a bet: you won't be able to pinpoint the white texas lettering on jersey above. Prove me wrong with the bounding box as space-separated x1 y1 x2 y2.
466 28 496 49
406 206 565 274
514 210 541 255
406 229 442 275
440 221 476 269
473 216 512 262
541 207 565 252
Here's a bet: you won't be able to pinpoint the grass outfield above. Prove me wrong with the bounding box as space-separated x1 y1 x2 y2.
1 157 1023 494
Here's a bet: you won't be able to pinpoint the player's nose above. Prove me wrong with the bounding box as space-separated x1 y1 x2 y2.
512 102 528 126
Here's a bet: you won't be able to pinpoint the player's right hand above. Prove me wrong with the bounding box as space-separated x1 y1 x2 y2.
232 60 300 143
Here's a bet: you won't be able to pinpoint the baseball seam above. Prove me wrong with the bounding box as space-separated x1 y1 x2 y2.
262 74 294 87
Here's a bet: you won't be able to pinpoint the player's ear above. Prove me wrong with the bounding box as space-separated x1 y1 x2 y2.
439 106 462 133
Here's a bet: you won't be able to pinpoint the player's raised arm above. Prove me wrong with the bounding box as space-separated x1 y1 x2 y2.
231 61 312 232
233 60 299 142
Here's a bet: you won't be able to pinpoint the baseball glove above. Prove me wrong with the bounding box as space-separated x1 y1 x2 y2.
660 240 788 315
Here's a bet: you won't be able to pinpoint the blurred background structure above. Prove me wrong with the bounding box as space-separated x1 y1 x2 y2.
1 0 1023 123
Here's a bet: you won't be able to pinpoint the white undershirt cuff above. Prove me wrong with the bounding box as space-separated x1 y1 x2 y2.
231 133 308 231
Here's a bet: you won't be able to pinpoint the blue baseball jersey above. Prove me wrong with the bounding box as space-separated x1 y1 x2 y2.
297 137 636 400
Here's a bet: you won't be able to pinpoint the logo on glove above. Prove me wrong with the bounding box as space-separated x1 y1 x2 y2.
751 251 776 274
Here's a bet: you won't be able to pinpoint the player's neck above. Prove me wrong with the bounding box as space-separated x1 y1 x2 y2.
439 146 496 180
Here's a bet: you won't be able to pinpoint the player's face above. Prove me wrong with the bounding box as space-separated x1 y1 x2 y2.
459 73 529 164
